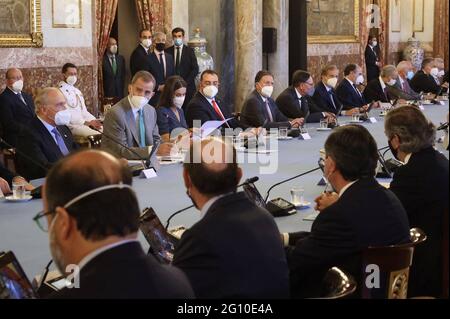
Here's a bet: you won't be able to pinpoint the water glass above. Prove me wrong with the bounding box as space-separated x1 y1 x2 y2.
290 187 305 206
279 127 289 139
320 119 328 129
12 180 26 199
352 114 361 122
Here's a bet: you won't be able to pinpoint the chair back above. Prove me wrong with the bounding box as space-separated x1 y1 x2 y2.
317 267 357 299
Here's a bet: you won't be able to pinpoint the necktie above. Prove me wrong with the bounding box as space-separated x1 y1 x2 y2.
17 92 27 105
138 109 146 148
211 99 225 121
175 47 181 75
328 91 337 109
159 53 166 78
353 84 364 103
383 87 389 100
52 128 69 156
265 100 274 122
111 56 117 75
300 96 308 114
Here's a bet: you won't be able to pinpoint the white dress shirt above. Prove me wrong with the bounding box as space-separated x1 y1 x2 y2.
154 49 167 77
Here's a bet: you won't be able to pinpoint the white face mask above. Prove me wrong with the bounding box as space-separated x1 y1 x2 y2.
141 39 152 49
356 75 365 85
129 94 149 110
372 41 378 47
387 78 397 86
430 68 440 77
12 79 24 93
438 70 445 77
110 45 118 55
66 75 77 86
261 85 274 98
326 78 338 89
55 109 72 126
173 96 186 109
203 85 218 99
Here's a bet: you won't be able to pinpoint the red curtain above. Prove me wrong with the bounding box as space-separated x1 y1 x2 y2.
96 0 118 105
135 0 167 33
434 0 449 68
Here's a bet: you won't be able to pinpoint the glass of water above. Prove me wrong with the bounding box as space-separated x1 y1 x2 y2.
12 180 27 199
320 119 328 129
290 187 305 206
352 114 361 122
279 127 289 139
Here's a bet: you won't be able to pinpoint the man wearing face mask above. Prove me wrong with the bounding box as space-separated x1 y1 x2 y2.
363 65 399 103
15 88 78 180
336 64 372 112
102 37 126 99
393 61 421 100
365 35 382 82
0 68 36 147
37 150 194 299
410 58 442 95
130 29 153 77
241 70 303 129
59 63 103 137
277 70 336 124
102 71 173 160
282 125 410 298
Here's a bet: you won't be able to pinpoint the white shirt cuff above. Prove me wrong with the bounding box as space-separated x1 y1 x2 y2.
282 233 290 247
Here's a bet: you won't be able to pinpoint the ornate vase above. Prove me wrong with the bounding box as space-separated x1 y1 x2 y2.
188 28 215 86
403 36 425 71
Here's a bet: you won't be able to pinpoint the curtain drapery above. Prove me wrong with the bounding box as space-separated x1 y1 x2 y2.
433 0 449 68
135 0 168 33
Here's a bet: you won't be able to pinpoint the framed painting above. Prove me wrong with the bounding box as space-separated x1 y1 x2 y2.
52 0 82 28
391 0 401 32
307 0 360 44
0 0 43 47
413 0 424 32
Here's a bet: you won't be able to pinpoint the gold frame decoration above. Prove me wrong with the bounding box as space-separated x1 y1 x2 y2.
52 0 82 29
391 0 401 33
0 0 43 48
413 0 424 32
307 0 360 44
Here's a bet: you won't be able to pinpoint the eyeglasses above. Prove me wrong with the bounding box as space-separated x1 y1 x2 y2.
33 211 54 233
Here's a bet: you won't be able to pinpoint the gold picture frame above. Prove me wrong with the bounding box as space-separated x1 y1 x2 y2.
413 0 424 32
307 0 360 44
0 0 43 48
52 0 82 29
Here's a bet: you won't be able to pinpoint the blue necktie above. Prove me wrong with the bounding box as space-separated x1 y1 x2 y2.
138 109 146 147
52 128 69 156
328 91 337 109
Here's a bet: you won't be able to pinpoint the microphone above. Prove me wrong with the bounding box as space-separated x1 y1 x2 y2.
165 177 260 231
437 122 449 131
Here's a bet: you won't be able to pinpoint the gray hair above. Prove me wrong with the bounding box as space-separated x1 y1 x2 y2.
385 106 436 154
381 65 397 78
152 32 166 40
35 87 62 112
131 71 156 86
396 61 411 73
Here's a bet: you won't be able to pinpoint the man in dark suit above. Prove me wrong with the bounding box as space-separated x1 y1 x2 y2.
0 68 36 147
173 139 289 299
385 106 449 298
313 65 344 116
276 70 336 124
102 37 126 99
363 65 398 103
284 125 410 298
336 64 371 114
166 27 199 109
392 61 421 100
130 29 153 77
186 70 243 130
410 58 442 95
241 70 303 129
15 88 78 180
39 150 194 299
365 36 382 82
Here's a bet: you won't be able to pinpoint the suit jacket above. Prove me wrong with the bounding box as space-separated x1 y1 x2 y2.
173 192 290 299
312 82 343 115
365 45 381 82
50 242 194 299
241 90 291 129
363 78 393 103
443 70 449 84
15 117 78 180
0 88 36 147
410 70 441 95
0 162 16 186
102 54 126 99
186 92 242 130
130 45 151 77
148 51 175 106
276 87 324 123
102 97 161 160
166 45 199 107
336 78 367 110
390 147 449 297
156 106 188 136
392 77 421 100
287 178 410 298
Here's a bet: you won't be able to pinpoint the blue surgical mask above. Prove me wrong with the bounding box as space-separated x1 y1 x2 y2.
407 71 415 80
307 87 316 97
174 38 183 47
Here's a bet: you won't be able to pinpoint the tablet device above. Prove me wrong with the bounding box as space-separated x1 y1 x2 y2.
0 252 38 299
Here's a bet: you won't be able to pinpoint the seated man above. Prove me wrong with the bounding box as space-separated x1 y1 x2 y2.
0 162 33 195
393 61 421 100
335 64 371 114
173 138 290 299
0 68 36 147
385 106 449 298
276 70 336 123
16 88 78 181
59 63 103 137
410 58 442 95
37 150 194 299
241 70 303 129
102 71 172 160
284 125 410 298
363 65 398 103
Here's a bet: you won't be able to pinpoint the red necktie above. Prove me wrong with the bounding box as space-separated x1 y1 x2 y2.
212 99 225 121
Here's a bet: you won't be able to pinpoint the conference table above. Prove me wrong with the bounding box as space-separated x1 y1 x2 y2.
1 103 448 280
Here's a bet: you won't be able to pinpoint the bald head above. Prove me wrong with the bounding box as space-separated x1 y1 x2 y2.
5 68 23 89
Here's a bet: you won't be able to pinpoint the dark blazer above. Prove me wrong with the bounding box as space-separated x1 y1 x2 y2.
363 78 392 103
130 45 151 77
173 192 290 299
392 77 421 100
276 87 324 123
390 147 449 297
443 70 449 84
0 88 36 147
50 242 194 299
336 78 367 110
166 45 199 108
312 82 343 115
156 106 188 136
15 117 78 180
241 90 291 129
287 178 410 298
0 162 16 186
365 45 381 82
410 70 441 95
148 51 175 106
102 54 126 99
186 92 242 130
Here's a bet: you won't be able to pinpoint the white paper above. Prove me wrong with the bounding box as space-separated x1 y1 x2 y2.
301 133 312 140
370 117 378 123
419 104 425 111
200 118 233 138
140 168 158 179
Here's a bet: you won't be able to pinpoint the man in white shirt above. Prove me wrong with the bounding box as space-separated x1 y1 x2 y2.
59 63 102 137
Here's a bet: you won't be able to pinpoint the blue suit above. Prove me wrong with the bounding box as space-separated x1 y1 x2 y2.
312 82 343 115
156 106 188 136
336 78 367 110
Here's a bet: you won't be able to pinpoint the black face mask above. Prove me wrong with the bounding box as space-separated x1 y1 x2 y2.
155 43 166 52
388 140 400 161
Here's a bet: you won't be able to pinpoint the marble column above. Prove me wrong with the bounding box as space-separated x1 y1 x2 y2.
235 0 263 111
263 0 289 98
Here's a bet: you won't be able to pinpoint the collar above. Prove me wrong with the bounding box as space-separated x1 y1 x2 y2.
200 194 231 219
345 77 355 86
107 53 116 58
403 153 413 165
323 82 332 92
369 45 375 50
295 87 303 99
258 92 267 102
399 76 405 85
339 180 358 197
38 116 56 132
78 240 140 271
200 92 215 104
128 96 143 117
60 80 74 88
140 44 150 52
379 76 387 90
154 49 164 55
7 87 21 95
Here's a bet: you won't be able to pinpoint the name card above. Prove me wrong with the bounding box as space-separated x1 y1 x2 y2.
300 133 312 140
439 101 445 106
140 168 158 179
369 117 378 123
419 104 425 111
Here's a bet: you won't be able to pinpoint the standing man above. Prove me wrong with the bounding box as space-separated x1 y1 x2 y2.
166 27 199 109
130 29 153 77
102 37 126 99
